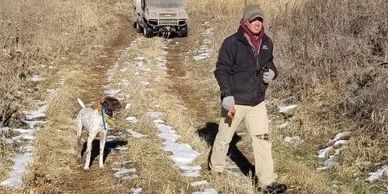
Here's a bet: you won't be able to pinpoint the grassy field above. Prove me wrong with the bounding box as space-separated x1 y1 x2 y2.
184 0 387 193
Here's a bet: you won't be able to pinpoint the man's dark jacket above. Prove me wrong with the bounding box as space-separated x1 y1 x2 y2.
214 29 278 106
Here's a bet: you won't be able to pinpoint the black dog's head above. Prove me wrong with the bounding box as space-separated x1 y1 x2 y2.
101 101 113 117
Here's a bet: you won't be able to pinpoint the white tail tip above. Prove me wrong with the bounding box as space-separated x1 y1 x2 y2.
77 98 85 108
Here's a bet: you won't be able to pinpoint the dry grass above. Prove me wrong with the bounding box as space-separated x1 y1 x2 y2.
1 0 134 192
269 1 387 192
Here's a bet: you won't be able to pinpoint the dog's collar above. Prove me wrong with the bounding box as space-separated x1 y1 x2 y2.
97 108 116 129
99 111 115 125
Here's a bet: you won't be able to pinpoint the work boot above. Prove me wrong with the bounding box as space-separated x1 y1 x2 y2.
259 182 287 193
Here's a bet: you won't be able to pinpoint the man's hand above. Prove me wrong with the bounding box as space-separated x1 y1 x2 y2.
263 69 275 83
222 96 235 110
228 106 236 120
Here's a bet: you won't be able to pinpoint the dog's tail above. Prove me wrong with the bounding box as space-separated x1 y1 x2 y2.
77 98 86 108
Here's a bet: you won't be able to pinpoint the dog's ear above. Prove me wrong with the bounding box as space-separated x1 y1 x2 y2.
95 100 101 111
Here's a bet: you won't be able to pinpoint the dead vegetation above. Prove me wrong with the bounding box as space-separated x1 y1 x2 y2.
0 0 134 192
270 1 387 190
185 0 387 193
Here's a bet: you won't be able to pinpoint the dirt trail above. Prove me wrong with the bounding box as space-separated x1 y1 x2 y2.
165 39 214 123
82 14 134 103
54 15 136 194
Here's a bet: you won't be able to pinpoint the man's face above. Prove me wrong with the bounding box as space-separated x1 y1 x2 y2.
245 17 263 35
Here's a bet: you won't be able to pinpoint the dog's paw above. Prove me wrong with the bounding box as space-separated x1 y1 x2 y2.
83 166 90 171
99 164 104 169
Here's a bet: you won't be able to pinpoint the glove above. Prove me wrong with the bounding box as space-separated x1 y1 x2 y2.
263 69 275 83
222 96 235 110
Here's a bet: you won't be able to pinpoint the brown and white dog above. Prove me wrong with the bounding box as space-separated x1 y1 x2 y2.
76 96 124 171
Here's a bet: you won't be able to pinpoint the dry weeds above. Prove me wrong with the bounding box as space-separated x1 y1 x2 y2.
179 0 387 193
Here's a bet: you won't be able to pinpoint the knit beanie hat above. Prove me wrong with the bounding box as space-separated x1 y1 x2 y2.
242 4 264 22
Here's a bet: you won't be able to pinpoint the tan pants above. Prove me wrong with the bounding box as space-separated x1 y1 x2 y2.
210 102 276 186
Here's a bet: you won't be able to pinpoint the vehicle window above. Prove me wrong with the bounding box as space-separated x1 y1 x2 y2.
147 0 185 8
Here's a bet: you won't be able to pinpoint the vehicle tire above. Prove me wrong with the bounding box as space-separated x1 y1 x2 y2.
135 21 143 33
143 25 153 38
178 26 188 38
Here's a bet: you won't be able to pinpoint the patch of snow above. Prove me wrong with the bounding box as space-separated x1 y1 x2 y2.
5 138 15 144
104 89 121 97
112 167 137 180
318 146 333 159
148 111 201 177
317 132 351 171
22 145 34 152
113 146 128 151
278 105 297 114
126 129 148 138
193 27 214 61
29 75 46 82
2 100 47 188
327 132 351 146
332 140 348 149
317 156 338 171
191 180 209 187
23 104 47 120
21 120 44 129
276 122 289 129
194 53 210 61
164 143 199 165
159 132 179 143
46 89 57 97
192 188 218 194
21 134 35 140
284 136 301 144
147 111 163 119
180 164 201 177
1 127 10 133
135 57 145 61
140 67 152 72
126 117 139 123
366 165 388 183
130 188 143 194
153 119 164 124
140 81 150 86
0 152 33 187
156 57 167 69
14 128 33 134
120 67 129 72
112 161 131 166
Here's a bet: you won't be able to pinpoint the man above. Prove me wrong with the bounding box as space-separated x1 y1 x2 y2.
210 4 287 193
